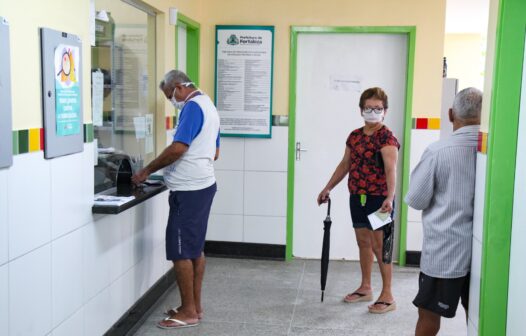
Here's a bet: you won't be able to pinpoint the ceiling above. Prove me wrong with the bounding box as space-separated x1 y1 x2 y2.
446 0 490 34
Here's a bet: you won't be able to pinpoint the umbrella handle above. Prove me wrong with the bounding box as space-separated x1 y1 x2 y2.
327 198 331 216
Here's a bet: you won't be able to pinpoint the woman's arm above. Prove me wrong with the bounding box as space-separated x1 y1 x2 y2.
380 145 398 212
317 146 352 205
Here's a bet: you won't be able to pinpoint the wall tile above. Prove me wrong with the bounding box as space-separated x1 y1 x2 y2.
0 264 7 336
206 214 243 242
407 205 421 223
51 307 84 336
406 221 423 251
244 216 286 244
51 151 92 239
9 245 52 336
468 239 482 329
409 129 440 172
8 152 51 259
84 287 112 336
473 153 487 242
108 270 134 326
52 229 84 327
82 216 113 302
211 170 244 215
244 171 287 217
0 168 8 265
214 137 244 171
245 126 288 172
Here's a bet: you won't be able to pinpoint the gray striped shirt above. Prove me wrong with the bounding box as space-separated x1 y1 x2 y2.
405 125 479 278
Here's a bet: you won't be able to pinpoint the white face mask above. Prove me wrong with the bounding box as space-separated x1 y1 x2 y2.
170 82 195 110
362 108 385 123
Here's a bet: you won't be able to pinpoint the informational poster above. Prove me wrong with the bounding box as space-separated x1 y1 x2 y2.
54 44 81 136
215 25 274 138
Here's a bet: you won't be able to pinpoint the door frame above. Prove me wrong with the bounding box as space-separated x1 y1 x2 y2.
175 13 200 86
286 26 416 263
477 0 526 334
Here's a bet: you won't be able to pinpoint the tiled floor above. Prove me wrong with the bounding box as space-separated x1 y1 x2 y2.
131 257 466 335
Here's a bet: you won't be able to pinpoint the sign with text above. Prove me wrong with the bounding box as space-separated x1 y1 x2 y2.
54 44 81 136
215 26 274 138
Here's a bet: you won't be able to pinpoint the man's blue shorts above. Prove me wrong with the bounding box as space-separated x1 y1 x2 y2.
166 183 217 261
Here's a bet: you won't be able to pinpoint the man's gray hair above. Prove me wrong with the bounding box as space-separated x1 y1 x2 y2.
452 87 482 120
159 70 195 89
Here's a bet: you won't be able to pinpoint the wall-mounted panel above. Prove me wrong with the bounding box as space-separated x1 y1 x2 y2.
40 28 84 159
0 17 13 168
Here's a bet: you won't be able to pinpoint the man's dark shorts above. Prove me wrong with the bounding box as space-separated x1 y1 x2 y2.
413 272 470 318
166 183 217 261
349 194 393 230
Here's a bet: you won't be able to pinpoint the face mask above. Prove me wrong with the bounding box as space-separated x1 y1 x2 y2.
170 82 196 110
362 108 385 123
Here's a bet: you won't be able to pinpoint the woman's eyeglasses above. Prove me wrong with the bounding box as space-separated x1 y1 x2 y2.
363 108 384 114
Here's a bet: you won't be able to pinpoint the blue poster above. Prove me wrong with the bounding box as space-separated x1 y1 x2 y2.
54 44 81 136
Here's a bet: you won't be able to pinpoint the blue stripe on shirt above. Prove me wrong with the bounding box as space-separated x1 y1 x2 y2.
173 100 221 148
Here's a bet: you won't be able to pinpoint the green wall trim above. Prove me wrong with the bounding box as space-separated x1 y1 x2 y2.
286 26 416 262
17 130 28 154
479 0 526 335
177 13 201 86
12 131 19 155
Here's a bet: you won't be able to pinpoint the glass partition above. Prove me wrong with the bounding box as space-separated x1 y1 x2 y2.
91 0 156 193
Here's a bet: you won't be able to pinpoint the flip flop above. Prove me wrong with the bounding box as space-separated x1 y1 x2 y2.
343 292 373 303
157 317 199 329
164 307 204 319
368 301 397 314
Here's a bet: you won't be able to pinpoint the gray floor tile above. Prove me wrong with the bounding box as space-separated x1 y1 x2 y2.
132 257 467 336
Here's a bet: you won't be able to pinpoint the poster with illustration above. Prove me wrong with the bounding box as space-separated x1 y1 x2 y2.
54 44 81 136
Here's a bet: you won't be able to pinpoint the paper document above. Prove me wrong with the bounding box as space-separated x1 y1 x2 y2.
94 195 135 207
367 209 392 230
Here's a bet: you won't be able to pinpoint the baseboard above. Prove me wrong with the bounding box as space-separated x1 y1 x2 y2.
105 269 175 336
406 250 421 267
204 240 286 260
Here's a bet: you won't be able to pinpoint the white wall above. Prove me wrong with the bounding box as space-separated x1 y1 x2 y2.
207 126 288 245
0 143 171 336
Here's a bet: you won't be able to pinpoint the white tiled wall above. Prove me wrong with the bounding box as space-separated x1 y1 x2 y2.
8 152 52 260
468 152 488 334
1 144 171 336
208 126 288 245
0 168 8 266
406 129 440 251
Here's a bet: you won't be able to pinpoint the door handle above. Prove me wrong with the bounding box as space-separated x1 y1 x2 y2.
296 142 308 161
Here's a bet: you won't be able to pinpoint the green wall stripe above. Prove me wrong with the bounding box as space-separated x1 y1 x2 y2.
12 131 19 155
479 0 526 334
17 129 28 154
286 26 416 263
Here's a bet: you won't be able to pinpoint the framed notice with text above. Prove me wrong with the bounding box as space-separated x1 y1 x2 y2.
215 25 274 138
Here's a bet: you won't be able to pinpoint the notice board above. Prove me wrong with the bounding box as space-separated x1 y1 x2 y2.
0 17 13 168
215 25 274 138
41 27 84 159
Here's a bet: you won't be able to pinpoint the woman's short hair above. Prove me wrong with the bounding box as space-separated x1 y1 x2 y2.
359 87 389 110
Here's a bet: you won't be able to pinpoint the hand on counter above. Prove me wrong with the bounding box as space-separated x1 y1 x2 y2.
132 168 149 185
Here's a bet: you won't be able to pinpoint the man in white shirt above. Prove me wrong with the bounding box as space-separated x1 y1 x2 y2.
132 70 220 330
405 87 482 336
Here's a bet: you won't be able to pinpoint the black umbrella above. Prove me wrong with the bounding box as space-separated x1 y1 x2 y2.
320 198 332 302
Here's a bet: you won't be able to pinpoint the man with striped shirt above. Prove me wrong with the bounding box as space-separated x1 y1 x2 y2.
405 88 482 336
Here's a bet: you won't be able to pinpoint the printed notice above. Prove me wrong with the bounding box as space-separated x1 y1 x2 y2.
215 26 274 137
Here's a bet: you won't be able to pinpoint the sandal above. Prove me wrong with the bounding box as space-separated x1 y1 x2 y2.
157 317 199 329
343 292 373 303
368 301 397 314
164 307 204 319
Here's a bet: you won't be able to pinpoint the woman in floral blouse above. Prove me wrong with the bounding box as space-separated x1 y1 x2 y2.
317 87 399 314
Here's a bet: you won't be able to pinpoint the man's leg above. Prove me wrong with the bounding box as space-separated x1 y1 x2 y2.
172 259 199 320
192 252 206 315
370 229 394 309
345 228 374 301
416 308 441 336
